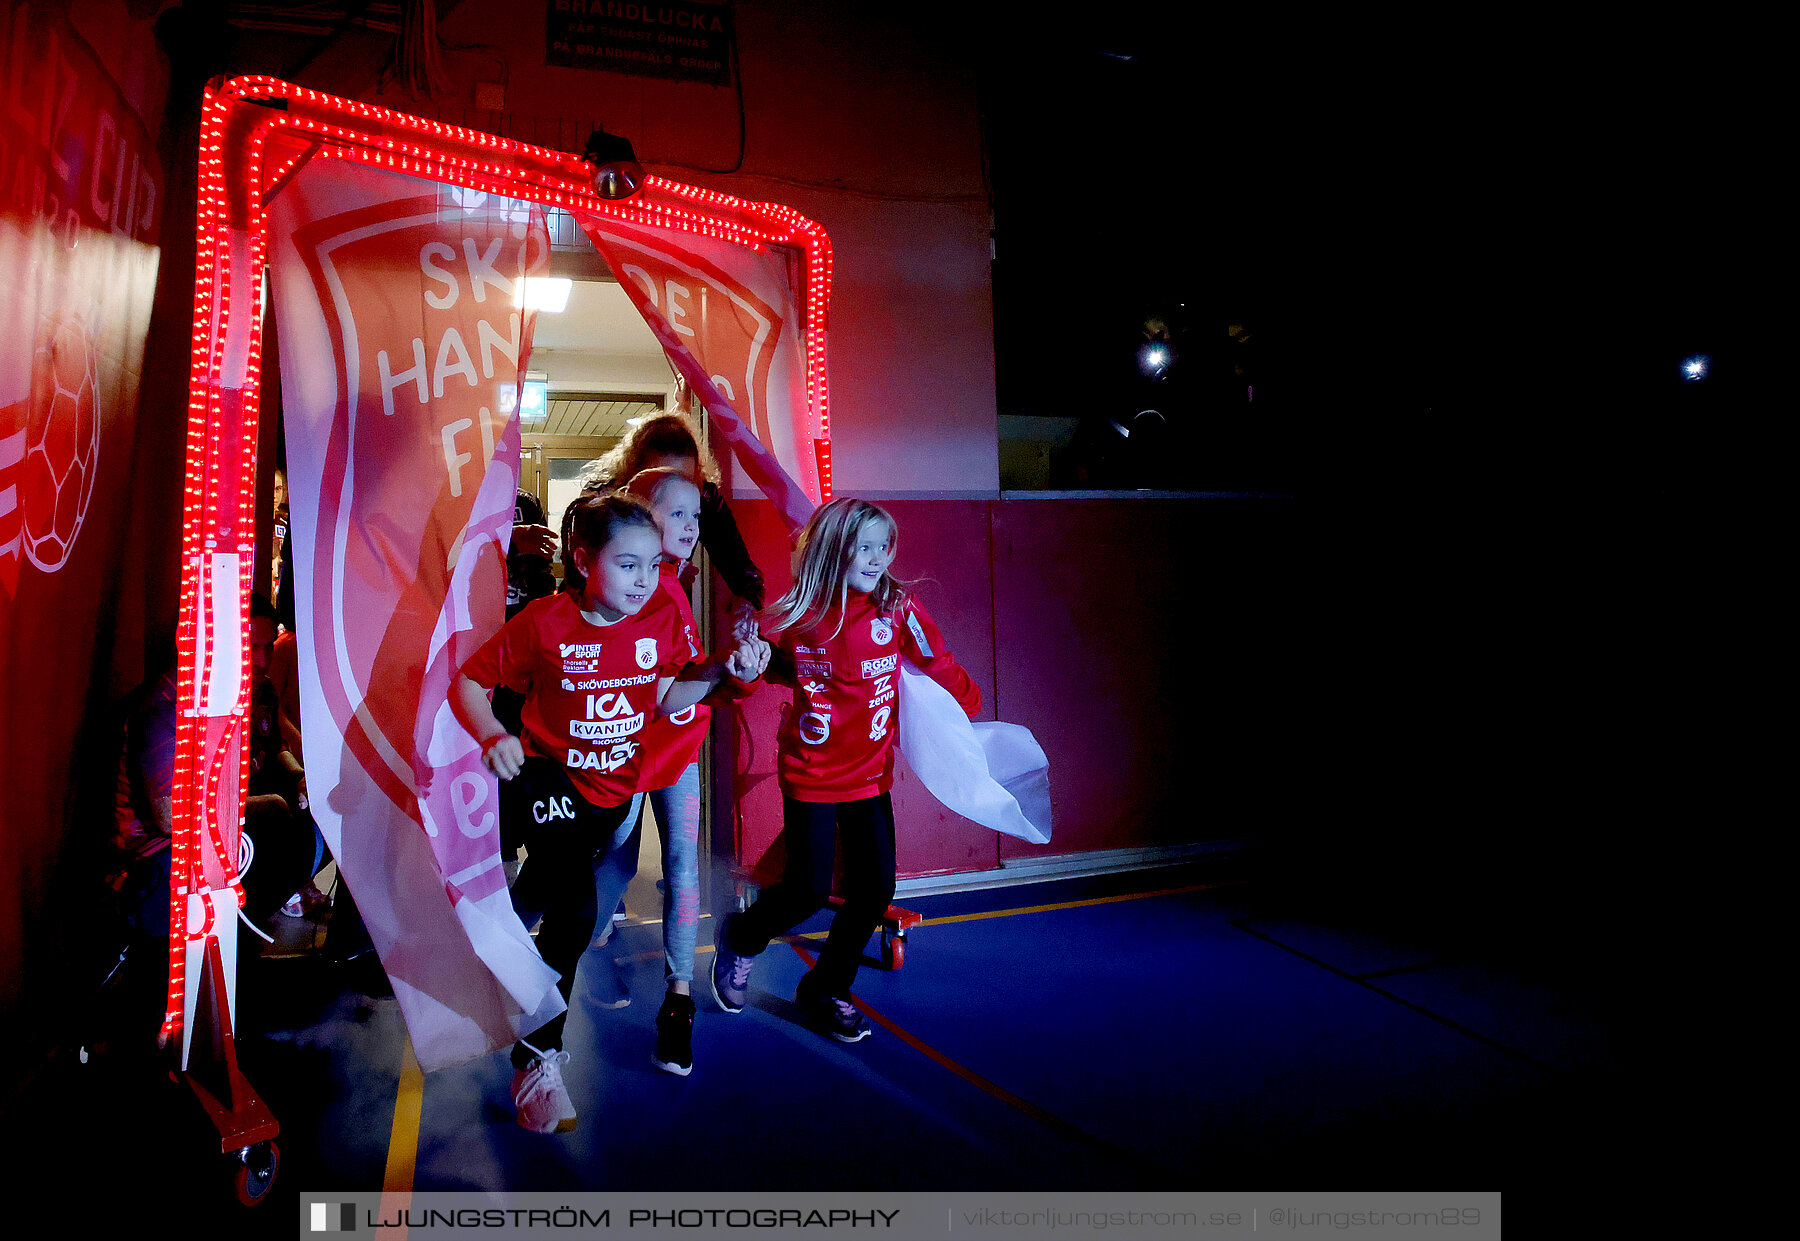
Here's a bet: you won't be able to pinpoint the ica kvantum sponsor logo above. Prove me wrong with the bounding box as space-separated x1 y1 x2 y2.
569 715 645 741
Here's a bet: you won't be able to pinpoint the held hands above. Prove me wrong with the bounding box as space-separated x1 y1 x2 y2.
725 633 770 681
480 733 526 780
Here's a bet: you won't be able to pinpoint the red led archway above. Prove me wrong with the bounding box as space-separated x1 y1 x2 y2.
170 75 833 1142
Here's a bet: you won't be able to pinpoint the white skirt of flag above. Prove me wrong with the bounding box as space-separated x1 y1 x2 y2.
897 661 1052 844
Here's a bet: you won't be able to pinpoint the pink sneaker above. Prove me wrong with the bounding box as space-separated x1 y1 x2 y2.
510 1042 577 1134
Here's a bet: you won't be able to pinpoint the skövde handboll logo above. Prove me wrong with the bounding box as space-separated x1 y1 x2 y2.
870 617 893 645
635 637 658 669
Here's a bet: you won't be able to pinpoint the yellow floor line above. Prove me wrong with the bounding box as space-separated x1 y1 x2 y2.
380 1033 424 1230
907 879 1244 928
757 879 1245 942
672 880 1243 950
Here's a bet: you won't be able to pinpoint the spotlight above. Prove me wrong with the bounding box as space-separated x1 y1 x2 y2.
513 277 573 313
583 128 644 201
1137 341 1175 378
1680 354 1710 382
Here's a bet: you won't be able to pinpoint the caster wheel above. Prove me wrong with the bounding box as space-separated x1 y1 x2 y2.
231 1140 279 1207
882 933 904 970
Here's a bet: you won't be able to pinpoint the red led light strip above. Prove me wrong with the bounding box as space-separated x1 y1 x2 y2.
165 77 832 1045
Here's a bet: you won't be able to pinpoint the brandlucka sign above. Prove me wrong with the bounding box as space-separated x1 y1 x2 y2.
546 0 733 85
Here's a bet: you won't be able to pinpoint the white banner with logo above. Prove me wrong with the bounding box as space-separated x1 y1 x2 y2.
267 158 564 1070
574 212 820 529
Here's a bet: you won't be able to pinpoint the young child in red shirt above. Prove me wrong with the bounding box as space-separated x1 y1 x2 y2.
453 493 767 1133
711 498 980 1042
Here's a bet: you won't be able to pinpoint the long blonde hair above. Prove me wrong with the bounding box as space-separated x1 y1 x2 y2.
620 463 695 502
764 498 909 639
582 412 720 491
621 466 700 560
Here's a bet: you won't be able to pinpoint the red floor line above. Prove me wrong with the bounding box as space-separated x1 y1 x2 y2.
785 943 1103 1149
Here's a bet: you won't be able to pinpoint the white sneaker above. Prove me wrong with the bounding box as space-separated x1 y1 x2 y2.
510 1042 577 1134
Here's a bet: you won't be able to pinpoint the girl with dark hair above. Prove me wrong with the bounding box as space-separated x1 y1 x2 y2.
452 493 768 1133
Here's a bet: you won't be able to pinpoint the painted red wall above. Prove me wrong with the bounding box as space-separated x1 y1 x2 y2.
257 0 1002 498
0 0 175 1081
991 498 1301 862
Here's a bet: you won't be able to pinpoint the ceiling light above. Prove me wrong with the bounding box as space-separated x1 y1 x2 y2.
514 277 572 313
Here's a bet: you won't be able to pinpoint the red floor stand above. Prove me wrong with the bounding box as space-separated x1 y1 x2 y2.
825 894 921 969
173 934 281 1205
734 870 922 971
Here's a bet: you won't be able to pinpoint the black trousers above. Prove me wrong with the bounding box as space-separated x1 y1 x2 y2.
727 793 896 999
508 759 632 1062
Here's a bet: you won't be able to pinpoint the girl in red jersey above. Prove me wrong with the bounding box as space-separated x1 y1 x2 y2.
711 498 980 1042
452 493 766 1133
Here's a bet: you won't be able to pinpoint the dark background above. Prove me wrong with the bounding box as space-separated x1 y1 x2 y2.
976 12 1757 1020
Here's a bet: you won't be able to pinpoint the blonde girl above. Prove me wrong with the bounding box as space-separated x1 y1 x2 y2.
710 498 980 1041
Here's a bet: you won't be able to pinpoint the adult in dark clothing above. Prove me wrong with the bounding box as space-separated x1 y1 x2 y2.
507 489 560 620
496 490 564 860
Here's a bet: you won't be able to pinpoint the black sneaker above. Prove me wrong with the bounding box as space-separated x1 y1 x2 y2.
798 990 871 1044
711 917 755 1013
652 991 696 1076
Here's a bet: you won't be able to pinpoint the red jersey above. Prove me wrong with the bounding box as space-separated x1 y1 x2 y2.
634 562 710 792
460 590 690 807
772 592 979 802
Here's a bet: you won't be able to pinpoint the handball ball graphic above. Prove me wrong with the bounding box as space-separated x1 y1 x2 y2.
22 312 101 572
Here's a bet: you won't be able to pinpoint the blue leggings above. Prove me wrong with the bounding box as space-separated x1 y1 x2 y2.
591 761 702 984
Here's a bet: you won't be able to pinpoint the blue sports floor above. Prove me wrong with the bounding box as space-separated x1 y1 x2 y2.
11 855 1633 1230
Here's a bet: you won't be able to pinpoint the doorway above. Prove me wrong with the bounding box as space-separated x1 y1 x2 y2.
526 217 714 956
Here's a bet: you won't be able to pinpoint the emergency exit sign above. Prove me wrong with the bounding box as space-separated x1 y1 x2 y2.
546 0 734 85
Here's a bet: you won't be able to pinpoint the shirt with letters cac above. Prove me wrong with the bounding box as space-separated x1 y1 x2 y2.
461 590 689 807
772 592 980 803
